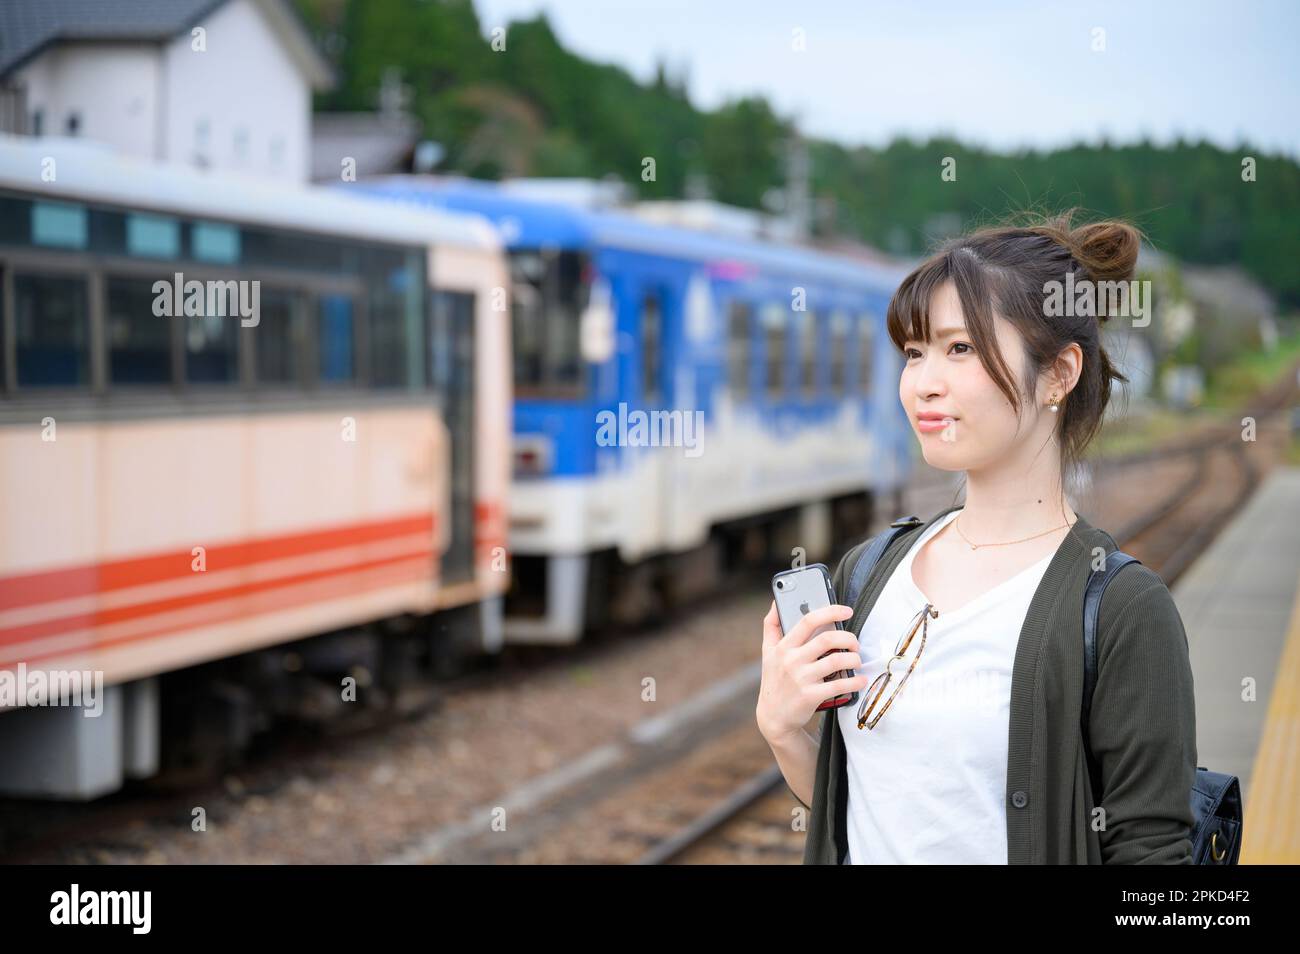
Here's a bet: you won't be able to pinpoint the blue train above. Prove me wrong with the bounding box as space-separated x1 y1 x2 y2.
347 177 917 643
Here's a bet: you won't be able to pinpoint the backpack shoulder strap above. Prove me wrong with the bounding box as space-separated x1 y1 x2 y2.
844 515 924 610
1081 549 1143 802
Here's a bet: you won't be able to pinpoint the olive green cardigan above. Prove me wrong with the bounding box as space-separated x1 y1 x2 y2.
797 505 1198 864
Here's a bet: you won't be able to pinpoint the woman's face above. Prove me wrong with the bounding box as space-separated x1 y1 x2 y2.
898 279 1044 472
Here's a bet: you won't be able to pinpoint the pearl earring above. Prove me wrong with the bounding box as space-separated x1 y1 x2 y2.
1048 394 1059 413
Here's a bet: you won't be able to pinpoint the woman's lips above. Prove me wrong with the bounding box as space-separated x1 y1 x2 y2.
917 417 956 433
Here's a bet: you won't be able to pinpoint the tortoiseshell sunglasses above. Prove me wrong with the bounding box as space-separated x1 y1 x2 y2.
856 602 939 730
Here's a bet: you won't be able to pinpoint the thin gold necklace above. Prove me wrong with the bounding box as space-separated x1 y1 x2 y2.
953 513 1075 551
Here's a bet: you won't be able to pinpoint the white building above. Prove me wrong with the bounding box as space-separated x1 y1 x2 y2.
0 0 332 183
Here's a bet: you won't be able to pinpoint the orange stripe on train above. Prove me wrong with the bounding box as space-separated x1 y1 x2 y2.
1 557 435 671
0 546 437 649
0 512 438 612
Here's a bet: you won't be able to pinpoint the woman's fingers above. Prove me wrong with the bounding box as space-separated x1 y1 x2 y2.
786 604 854 647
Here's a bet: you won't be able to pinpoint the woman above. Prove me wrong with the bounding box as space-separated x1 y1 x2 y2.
756 211 1198 864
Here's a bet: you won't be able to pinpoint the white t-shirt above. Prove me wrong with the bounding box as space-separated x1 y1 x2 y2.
836 508 1054 864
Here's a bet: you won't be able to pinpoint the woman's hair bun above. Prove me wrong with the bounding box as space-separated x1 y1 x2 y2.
1022 208 1143 287
1066 219 1141 285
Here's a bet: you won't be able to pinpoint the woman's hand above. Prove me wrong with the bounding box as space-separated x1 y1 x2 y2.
756 601 868 745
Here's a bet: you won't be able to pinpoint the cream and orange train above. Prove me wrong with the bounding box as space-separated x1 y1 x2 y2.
0 135 510 798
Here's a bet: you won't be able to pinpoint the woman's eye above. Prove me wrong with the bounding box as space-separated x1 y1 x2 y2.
905 344 969 359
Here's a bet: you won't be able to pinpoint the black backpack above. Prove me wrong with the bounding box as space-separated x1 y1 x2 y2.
843 515 1243 865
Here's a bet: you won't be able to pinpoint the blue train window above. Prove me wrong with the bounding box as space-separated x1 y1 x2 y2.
800 310 818 397
859 314 876 394
509 248 588 399
319 294 355 384
726 300 751 398
761 303 785 398
642 293 661 404
829 310 850 395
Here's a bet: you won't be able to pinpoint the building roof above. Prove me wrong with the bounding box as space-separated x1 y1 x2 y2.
310 112 421 183
1182 264 1276 319
0 0 332 88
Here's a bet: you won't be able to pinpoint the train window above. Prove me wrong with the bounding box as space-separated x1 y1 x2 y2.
368 291 406 388
829 310 850 395
800 310 818 397
642 293 661 404
368 255 420 389
403 250 428 388
86 207 127 254
241 226 345 274
761 302 785 398
0 267 6 393
255 289 308 386
509 248 588 399
859 314 876 394
32 201 87 250
553 250 585 389
126 213 180 259
512 278 543 388
726 300 751 398
426 290 455 392
192 221 240 264
318 294 355 385
107 276 172 385
0 194 27 245
185 311 239 384
14 272 89 387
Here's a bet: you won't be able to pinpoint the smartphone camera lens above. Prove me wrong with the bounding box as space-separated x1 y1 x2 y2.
776 580 784 589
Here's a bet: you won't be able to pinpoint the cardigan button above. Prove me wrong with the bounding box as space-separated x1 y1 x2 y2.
1011 790 1028 808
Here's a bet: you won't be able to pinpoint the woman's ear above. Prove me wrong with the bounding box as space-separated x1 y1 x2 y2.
1051 343 1085 400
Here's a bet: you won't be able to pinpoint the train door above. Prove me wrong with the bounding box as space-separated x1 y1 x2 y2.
431 289 477 584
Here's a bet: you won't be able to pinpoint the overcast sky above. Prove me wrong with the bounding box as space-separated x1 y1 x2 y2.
474 0 1300 159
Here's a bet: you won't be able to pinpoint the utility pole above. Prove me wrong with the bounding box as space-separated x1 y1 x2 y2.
783 127 811 241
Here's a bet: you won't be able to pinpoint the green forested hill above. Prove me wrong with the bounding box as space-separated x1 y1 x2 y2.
296 0 1300 307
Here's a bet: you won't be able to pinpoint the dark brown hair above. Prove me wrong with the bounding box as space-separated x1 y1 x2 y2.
886 208 1141 487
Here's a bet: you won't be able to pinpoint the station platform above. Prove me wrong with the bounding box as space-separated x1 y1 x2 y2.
1171 465 1300 863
